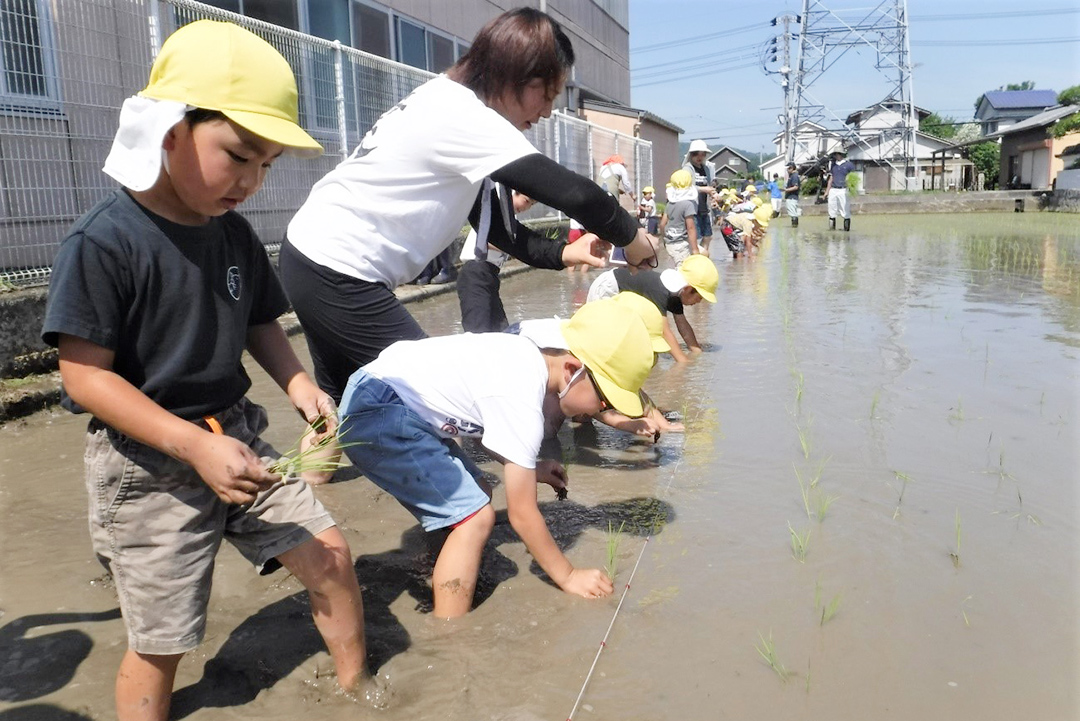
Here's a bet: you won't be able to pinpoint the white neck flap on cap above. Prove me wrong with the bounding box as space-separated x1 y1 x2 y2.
102 95 189 191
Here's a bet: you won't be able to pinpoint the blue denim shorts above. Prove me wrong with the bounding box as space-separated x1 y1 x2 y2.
339 371 489 531
694 211 713 238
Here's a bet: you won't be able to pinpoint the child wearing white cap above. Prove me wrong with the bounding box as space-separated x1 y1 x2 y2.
41 21 373 717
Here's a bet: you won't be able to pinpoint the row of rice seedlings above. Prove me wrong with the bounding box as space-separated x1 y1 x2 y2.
754 630 789 682
794 461 839 522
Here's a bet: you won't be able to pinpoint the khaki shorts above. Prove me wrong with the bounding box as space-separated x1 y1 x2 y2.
84 396 335 655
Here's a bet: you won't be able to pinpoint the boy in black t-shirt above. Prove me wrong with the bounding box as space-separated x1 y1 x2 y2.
41 21 374 718
585 255 720 363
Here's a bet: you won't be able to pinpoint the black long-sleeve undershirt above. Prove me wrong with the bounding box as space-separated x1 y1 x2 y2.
466 153 640 270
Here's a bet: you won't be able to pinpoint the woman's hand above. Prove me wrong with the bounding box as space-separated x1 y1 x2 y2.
622 227 660 269
561 232 610 269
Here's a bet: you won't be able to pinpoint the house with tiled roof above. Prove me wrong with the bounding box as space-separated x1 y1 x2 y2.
974 89 1059 136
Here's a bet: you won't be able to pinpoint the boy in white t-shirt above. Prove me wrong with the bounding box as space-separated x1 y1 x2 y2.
337 300 655 618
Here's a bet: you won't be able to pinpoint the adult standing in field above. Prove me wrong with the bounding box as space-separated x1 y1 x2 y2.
784 162 802 227
825 148 855 231
682 139 717 255
767 174 783 217
280 8 657 401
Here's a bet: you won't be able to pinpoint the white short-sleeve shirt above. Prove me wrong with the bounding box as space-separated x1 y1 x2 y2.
364 333 548 469
287 75 538 288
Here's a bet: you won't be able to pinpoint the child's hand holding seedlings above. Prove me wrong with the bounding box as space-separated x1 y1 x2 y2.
563 567 614 599
561 232 610 270
535 459 569 499
190 432 279 505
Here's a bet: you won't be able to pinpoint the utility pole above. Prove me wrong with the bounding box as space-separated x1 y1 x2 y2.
791 0 917 188
775 13 798 165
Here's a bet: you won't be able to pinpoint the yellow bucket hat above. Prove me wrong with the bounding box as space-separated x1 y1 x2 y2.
678 255 719 303
610 292 671 353
141 20 321 155
560 300 655 417
669 169 693 189
752 203 772 227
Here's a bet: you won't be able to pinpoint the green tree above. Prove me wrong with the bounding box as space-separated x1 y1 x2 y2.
1058 85 1080 107
968 142 1000 188
1050 112 1080 138
920 112 958 140
1005 81 1035 91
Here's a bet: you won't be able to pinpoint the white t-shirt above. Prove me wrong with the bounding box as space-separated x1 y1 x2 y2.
512 317 568 350
598 162 632 196
365 333 548 469
287 75 538 288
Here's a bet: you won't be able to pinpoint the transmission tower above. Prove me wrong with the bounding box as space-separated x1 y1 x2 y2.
791 0 917 188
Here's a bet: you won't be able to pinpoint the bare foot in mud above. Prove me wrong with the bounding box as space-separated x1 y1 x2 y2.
341 672 394 709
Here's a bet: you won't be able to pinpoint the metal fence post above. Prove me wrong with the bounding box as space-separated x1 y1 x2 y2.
553 114 563 221
332 41 349 160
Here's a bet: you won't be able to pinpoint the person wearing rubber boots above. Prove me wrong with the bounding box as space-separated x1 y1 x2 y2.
825 148 855 231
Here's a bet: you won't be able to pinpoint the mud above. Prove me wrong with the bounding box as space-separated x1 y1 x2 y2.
1 212 1077 719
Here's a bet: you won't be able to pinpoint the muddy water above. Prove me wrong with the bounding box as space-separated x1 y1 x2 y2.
1 212 1078 720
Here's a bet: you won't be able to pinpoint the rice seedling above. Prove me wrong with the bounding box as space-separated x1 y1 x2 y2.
605 521 626 581
892 471 913 519
788 522 811 562
869 389 880 421
813 575 822 610
792 369 805 408
754 630 789 682
805 657 812 693
810 455 830 489
795 418 813 459
947 396 964 423
794 464 812 520
960 595 973 627
815 490 839 522
266 417 357 478
820 592 842 626
950 509 962 568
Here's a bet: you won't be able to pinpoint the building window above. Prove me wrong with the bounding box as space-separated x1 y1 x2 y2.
730 157 740 166
353 2 391 58
396 17 426 70
0 0 58 108
427 32 454 73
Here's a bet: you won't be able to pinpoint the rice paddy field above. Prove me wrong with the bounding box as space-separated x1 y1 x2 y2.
1 211 1077 719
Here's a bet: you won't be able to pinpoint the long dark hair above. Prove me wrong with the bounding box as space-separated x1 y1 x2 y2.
447 8 574 103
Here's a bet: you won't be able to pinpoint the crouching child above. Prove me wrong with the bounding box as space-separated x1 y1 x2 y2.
337 301 655 618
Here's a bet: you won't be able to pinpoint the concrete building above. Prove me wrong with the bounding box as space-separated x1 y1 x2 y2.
200 0 632 110
706 146 752 186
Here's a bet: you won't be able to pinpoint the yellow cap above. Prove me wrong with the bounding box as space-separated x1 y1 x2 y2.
610 292 671 353
678 255 719 303
745 185 757 194
141 20 321 156
669 169 693 189
560 301 655 417
752 203 772 227
643 186 655 194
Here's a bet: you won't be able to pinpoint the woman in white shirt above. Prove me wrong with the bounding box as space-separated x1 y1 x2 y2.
281 8 657 400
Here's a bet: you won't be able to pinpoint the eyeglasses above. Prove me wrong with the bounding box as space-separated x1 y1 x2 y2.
557 366 611 412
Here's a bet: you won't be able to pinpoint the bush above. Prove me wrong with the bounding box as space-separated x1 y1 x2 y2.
801 176 820 196
1050 111 1080 138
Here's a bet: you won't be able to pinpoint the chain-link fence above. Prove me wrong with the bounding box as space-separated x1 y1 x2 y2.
0 0 651 289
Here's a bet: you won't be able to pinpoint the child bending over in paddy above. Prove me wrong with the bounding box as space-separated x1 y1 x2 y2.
336 300 655 618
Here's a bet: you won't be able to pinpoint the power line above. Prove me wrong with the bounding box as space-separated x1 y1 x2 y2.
633 52 761 82
911 7 1080 21
631 60 760 89
631 41 762 72
630 20 770 53
914 36 1079 47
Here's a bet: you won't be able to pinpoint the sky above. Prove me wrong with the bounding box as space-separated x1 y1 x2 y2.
628 0 1080 161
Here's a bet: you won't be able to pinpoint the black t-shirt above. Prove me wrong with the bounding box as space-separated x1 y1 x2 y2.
685 162 713 215
42 190 289 419
612 268 684 316
785 172 801 198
